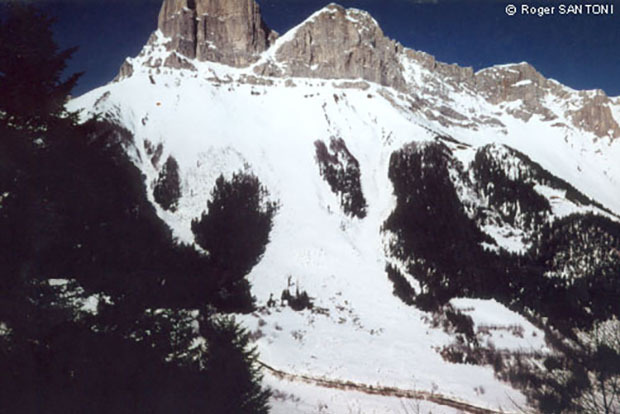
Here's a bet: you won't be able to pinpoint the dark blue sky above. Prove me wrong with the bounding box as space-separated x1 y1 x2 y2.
27 0 620 97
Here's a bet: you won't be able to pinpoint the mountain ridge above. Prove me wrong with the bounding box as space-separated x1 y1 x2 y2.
117 0 620 140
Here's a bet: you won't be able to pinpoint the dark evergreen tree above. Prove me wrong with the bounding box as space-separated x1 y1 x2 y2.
0 4 81 131
153 155 182 211
315 138 367 219
199 315 271 414
385 264 416 306
192 172 277 309
0 6 271 413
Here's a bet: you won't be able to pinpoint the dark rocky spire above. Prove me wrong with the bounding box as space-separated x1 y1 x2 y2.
157 0 277 67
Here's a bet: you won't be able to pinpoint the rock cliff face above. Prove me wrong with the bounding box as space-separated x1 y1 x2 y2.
568 90 620 139
158 0 197 58
271 4 407 91
473 63 558 122
473 63 620 137
157 0 277 67
475 63 548 107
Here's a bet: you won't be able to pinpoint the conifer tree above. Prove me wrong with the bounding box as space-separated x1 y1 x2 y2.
200 315 271 414
192 172 277 288
154 156 182 211
0 4 82 131
0 6 272 413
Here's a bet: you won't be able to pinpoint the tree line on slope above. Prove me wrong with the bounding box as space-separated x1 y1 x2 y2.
0 4 274 413
384 140 620 413
385 140 620 329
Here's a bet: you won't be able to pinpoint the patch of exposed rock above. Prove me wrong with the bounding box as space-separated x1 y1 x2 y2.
115 59 134 81
473 63 558 122
473 63 620 137
403 49 474 86
164 53 197 71
568 90 620 139
268 4 407 91
157 0 277 67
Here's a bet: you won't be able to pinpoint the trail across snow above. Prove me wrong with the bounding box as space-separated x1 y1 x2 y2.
260 361 519 414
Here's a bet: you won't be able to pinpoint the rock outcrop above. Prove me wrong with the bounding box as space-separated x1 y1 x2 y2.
475 63 549 107
473 63 620 137
568 90 620 139
157 0 277 67
404 49 475 85
115 59 134 81
473 63 557 122
271 4 407 91
158 0 197 58
164 53 197 71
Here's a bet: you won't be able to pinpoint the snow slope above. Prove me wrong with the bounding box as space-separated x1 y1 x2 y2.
68 19 619 413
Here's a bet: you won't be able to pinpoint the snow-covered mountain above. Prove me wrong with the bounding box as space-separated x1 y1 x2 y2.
68 0 620 412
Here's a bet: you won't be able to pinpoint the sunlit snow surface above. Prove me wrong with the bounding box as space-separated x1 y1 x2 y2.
68 29 620 413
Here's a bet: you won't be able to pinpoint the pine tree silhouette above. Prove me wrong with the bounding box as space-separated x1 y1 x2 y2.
192 172 277 303
0 4 81 131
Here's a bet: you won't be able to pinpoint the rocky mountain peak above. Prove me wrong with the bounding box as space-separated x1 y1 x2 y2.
131 1 620 140
157 0 277 67
262 3 407 91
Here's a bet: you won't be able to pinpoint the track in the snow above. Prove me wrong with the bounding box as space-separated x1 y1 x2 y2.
260 361 519 414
